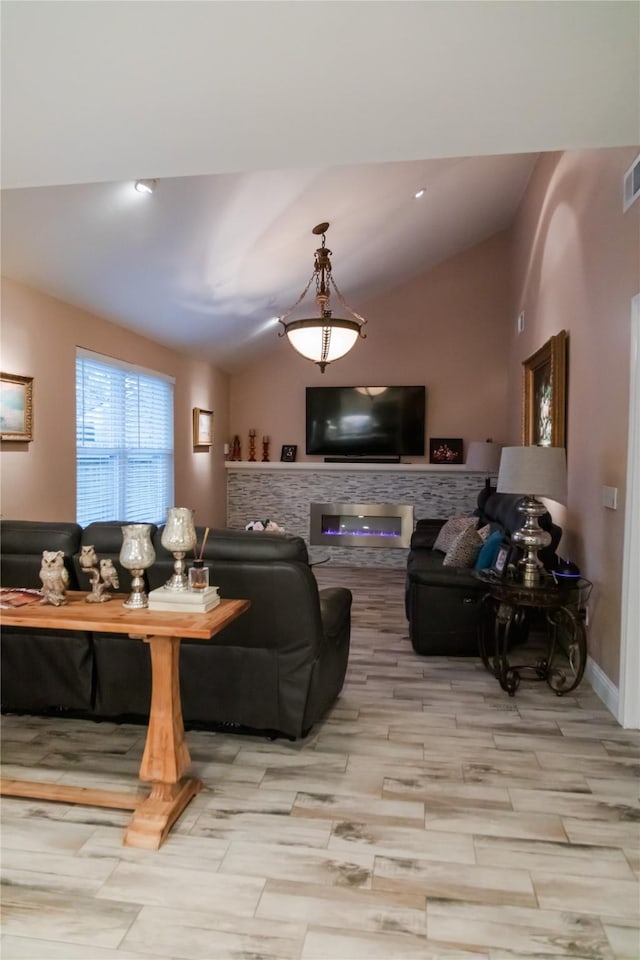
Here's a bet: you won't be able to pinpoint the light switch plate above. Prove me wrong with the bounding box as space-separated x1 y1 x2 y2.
602 485 618 510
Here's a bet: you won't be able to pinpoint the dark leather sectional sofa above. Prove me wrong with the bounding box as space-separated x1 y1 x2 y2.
0 520 352 739
406 489 561 656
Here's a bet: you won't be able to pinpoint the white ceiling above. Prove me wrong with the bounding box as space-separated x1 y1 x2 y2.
2 2 638 372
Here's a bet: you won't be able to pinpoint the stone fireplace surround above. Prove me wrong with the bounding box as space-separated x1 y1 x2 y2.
226 463 491 568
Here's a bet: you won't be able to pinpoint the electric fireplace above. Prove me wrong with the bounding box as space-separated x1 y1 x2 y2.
310 502 413 549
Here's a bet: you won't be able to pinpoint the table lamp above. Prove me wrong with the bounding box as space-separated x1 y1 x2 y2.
161 507 197 591
119 524 156 608
497 445 567 587
466 440 503 489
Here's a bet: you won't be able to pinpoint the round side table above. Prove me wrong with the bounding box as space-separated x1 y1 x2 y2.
475 572 591 696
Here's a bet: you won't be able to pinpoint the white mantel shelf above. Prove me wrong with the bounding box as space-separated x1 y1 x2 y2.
225 461 484 474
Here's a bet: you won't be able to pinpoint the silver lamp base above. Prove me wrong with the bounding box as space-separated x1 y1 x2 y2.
512 495 552 587
164 551 189 591
123 569 149 608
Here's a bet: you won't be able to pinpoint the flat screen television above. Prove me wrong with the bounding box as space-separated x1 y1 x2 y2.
306 385 426 458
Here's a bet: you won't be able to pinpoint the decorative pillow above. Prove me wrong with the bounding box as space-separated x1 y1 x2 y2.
477 524 492 542
474 530 505 570
443 525 483 567
433 515 477 554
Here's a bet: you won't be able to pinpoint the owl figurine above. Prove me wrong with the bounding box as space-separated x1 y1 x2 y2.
99 558 119 592
39 550 69 606
79 545 119 602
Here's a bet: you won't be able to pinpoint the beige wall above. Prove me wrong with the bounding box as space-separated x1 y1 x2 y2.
0 278 230 528
508 147 640 685
229 231 513 460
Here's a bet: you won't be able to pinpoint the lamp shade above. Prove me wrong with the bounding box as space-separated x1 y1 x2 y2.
497 446 567 504
284 318 361 366
466 440 503 473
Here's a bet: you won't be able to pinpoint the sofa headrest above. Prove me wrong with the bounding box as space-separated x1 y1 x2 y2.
80 521 158 554
153 526 309 565
0 520 83 556
476 492 555 534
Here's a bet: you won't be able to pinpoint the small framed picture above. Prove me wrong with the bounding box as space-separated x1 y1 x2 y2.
193 407 213 447
280 444 297 462
429 437 463 464
492 543 510 577
1 372 33 442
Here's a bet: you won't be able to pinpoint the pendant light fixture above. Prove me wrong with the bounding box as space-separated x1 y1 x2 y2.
278 222 367 372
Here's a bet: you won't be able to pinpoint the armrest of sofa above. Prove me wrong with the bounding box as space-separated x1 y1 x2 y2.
318 587 352 646
408 565 482 589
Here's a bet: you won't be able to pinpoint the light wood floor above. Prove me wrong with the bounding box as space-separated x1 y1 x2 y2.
1 567 638 960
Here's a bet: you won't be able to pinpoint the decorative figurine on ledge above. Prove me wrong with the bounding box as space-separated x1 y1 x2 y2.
39 549 69 606
248 429 257 462
230 435 242 461
78 545 120 602
262 435 270 462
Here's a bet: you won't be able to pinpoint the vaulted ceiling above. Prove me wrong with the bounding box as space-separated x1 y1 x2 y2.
2 2 638 371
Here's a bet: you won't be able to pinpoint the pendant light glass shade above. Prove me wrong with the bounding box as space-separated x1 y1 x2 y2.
278 222 366 372
284 318 361 366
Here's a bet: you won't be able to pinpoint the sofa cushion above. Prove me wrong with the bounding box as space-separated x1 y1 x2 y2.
433 516 477 554
442 525 483 567
410 519 446 551
474 530 505 570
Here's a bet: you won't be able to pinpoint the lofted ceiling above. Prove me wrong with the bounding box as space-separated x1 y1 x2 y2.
2 1 638 372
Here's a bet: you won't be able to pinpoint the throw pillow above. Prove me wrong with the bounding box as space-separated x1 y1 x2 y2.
474 530 505 570
433 515 477 554
443 524 483 567
477 523 492 542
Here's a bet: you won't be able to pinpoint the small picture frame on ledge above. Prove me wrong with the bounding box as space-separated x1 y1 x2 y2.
492 544 510 578
280 444 297 463
193 408 213 447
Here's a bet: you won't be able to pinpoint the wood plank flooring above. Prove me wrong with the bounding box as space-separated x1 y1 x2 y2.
1 566 638 959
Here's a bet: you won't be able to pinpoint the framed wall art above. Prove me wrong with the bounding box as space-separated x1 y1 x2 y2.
193 407 213 447
429 437 463 464
280 444 297 462
0 372 33 442
522 330 567 448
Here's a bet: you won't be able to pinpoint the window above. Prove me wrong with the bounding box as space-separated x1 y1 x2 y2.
76 349 174 526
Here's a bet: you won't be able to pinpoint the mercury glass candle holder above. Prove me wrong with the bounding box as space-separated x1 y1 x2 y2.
119 524 155 608
161 507 197 591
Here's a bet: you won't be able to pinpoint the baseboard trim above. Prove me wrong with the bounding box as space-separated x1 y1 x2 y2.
585 655 620 721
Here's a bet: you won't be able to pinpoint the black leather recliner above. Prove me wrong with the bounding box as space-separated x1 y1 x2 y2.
406 490 561 656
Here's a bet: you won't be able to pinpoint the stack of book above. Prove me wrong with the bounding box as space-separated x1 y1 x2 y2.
147 585 220 613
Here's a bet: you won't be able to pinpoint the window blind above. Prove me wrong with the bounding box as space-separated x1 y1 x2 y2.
76 350 174 526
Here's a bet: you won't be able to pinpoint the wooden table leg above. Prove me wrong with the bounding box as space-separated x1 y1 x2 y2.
124 634 202 849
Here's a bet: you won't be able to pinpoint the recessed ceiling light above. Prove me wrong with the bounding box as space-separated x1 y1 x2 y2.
134 179 157 195
414 188 425 199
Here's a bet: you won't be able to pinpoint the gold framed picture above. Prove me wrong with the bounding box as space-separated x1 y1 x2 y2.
1 372 34 442
522 330 567 448
193 407 213 447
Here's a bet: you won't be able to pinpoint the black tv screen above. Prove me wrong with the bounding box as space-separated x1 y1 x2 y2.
306 386 426 457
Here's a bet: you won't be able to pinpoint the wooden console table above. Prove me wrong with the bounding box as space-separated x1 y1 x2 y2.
0 592 249 849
